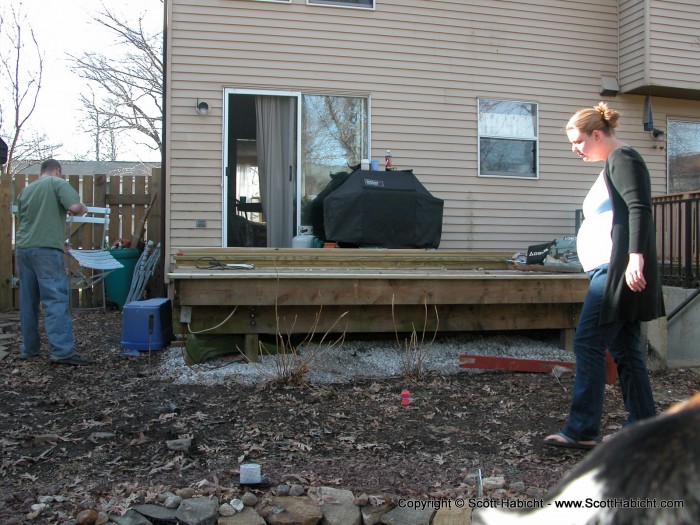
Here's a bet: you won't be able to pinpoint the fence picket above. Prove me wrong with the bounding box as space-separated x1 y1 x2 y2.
10 170 159 308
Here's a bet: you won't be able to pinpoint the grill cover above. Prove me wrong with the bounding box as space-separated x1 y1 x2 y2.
323 169 444 248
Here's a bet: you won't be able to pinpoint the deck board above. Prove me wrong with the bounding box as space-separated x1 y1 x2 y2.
169 248 588 350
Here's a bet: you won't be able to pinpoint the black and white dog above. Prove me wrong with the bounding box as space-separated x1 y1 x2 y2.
472 394 700 525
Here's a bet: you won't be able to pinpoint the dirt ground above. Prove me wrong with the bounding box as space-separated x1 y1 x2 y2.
1 310 699 523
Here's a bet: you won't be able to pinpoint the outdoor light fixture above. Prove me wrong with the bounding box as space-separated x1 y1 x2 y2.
651 128 666 141
196 100 210 115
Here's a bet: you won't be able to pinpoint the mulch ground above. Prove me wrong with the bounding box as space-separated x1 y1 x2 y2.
1 310 699 523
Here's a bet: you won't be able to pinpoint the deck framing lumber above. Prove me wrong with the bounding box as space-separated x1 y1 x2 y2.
169 248 588 352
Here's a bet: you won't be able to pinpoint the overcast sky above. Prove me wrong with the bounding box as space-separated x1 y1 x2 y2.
2 0 163 162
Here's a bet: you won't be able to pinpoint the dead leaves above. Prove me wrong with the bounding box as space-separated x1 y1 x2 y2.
2 307 700 520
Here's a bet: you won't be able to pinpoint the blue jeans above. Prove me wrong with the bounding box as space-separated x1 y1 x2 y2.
16 247 76 360
562 264 656 441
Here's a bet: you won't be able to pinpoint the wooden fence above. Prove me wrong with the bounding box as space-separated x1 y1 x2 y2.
8 168 162 309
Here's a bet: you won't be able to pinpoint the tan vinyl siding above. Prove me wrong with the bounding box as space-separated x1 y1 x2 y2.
166 0 700 256
648 0 700 91
619 0 647 91
619 0 700 95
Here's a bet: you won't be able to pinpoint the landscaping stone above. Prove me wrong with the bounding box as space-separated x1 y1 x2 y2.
379 503 435 525
107 509 154 525
360 501 395 525
275 485 291 497
164 495 183 509
308 487 360 525
175 497 220 525
241 493 259 507
177 488 198 499
76 509 98 525
217 507 267 525
132 503 179 523
289 485 305 497
261 496 323 525
432 505 472 525
220 504 236 517
231 499 245 512
481 477 505 491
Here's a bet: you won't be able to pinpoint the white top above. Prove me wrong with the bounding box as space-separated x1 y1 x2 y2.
577 170 613 272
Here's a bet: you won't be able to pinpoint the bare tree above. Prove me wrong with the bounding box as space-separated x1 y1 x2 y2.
0 6 61 309
79 89 121 161
70 5 163 155
0 6 60 178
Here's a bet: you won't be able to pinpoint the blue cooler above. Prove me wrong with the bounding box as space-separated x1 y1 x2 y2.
121 298 175 352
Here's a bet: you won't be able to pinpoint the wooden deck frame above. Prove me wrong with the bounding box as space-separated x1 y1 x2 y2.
169 249 588 356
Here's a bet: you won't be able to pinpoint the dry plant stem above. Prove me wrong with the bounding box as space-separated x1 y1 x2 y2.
241 265 348 386
392 295 440 379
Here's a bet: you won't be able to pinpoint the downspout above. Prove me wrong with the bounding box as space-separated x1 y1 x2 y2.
159 0 168 297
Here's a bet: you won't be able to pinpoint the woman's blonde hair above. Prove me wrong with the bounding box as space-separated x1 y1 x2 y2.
567 102 621 136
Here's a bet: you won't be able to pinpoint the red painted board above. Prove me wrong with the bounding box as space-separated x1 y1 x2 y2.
459 355 574 374
460 353 618 385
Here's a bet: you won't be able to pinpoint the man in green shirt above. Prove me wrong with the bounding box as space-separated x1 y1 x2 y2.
16 159 91 365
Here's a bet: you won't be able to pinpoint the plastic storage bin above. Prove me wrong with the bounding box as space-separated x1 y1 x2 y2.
121 298 174 352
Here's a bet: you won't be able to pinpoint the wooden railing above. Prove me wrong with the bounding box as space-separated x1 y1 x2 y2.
653 192 700 288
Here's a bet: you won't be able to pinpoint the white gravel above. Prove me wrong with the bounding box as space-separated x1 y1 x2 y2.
157 332 574 386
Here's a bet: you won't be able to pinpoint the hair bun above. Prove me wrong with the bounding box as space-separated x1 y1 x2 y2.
595 102 620 129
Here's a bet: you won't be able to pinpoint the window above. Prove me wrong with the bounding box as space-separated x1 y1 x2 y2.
300 94 369 224
668 119 700 193
307 0 374 9
478 99 538 178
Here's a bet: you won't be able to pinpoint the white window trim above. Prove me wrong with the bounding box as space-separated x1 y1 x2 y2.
306 0 375 10
667 116 700 194
477 98 540 180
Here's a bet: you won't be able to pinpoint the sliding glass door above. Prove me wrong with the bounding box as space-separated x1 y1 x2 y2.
299 95 369 231
224 89 369 247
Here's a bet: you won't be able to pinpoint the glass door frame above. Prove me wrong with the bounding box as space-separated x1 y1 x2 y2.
222 87 302 246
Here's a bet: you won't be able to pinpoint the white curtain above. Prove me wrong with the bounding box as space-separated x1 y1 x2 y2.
255 96 294 248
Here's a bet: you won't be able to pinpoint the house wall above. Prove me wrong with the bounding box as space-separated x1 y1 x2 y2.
165 0 700 259
619 0 646 90
620 0 700 95
648 0 700 93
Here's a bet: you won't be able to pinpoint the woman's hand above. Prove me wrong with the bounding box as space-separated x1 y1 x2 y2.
626 253 646 292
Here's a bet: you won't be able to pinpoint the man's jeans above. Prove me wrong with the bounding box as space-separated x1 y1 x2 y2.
562 263 656 442
16 247 75 360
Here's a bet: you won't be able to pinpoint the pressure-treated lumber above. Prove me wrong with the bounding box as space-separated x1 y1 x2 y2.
169 248 588 352
173 247 513 270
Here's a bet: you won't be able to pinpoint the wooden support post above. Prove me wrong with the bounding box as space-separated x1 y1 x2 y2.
244 333 259 363
148 168 164 296
108 176 121 243
560 328 575 351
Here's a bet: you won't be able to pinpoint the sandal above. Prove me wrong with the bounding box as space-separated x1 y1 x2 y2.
543 432 597 450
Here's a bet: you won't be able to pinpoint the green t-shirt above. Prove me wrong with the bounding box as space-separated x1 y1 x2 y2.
16 176 81 250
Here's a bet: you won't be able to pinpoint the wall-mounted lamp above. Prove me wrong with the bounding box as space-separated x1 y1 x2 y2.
196 100 210 115
651 128 665 141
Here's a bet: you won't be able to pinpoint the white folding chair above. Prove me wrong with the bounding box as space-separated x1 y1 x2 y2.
66 207 123 310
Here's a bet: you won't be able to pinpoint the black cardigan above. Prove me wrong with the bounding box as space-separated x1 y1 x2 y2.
600 147 665 324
